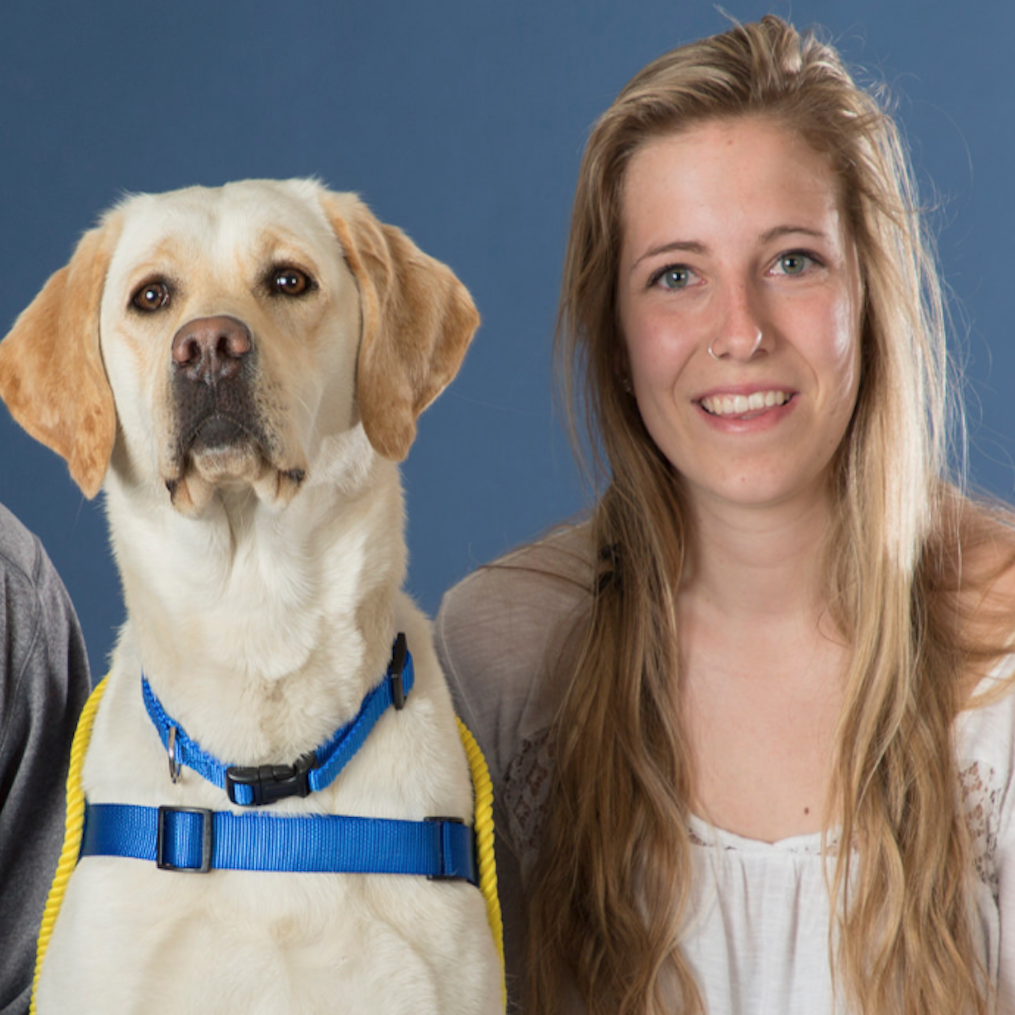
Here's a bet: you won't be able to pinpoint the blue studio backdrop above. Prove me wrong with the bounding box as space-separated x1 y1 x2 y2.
1 1 1013 680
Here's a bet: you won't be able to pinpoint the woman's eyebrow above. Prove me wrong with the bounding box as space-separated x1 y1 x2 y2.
760 224 828 244
630 239 708 272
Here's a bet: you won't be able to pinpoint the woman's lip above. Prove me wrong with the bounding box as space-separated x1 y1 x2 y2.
694 383 798 400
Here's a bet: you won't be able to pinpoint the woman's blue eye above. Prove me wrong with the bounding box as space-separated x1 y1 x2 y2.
776 253 811 275
657 267 691 289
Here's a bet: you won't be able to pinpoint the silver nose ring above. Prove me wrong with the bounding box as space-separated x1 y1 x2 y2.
708 331 763 360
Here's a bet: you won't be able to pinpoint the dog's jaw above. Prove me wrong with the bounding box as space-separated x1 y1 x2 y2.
164 444 308 515
105 445 408 729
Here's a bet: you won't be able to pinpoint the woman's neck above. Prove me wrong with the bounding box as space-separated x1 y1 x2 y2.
679 483 836 624
675 481 849 841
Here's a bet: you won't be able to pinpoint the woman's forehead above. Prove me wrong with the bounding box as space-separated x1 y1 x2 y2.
618 118 850 264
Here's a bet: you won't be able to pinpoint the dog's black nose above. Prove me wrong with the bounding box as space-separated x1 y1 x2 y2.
172 316 252 385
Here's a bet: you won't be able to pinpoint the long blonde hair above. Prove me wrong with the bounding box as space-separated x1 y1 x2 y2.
528 15 1000 1014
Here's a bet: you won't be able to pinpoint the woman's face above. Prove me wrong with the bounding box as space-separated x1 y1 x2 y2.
616 116 863 517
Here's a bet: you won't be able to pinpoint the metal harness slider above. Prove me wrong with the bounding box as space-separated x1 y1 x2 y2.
156 806 213 873
424 816 476 882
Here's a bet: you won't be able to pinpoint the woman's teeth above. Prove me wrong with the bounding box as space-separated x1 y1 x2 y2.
700 390 790 417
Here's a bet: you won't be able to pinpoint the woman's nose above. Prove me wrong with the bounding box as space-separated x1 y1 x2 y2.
707 284 768 361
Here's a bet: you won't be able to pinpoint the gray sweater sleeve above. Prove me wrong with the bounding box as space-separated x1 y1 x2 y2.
0 504 91 1015
434 524 594 1014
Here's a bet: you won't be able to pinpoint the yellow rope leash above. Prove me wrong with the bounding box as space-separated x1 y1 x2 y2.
32 679 506 1012
457 716 507 1009
31 676 107 1015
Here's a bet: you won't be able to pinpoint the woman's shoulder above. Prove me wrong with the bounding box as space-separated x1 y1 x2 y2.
951 499 1015 831
950 500 1015 753
957 656 1015 760
437 521 595 652
0 501 45 587
435 521 595 778
928 493 1015 688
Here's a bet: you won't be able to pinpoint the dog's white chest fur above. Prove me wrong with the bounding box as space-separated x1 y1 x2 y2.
0 180 501 1013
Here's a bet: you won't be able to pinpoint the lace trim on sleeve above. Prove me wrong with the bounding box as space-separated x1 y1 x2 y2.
959 761 1002 900
502 727 554 870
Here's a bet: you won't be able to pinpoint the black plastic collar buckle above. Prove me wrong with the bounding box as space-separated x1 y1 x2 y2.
225 751 316 807
389 632 408 710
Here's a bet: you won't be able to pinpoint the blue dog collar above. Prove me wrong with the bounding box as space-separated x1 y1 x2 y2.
142 634 414 806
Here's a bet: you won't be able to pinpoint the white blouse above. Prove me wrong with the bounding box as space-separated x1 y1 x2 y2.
435 526 1015 1014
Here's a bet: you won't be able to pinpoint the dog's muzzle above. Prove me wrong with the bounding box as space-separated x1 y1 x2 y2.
163 315 306 512
170 315 266 457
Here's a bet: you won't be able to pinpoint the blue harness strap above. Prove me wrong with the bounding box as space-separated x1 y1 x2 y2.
82 633 478 887
80 803 477 883
143 635 414 807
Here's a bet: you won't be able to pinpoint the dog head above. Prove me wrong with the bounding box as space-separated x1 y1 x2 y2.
0 180 478 512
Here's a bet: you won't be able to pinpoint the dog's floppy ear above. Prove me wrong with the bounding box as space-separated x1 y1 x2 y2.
321 191 479 461
0 219 120 499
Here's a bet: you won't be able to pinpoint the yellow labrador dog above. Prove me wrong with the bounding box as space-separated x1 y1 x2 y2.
0 180 502 1014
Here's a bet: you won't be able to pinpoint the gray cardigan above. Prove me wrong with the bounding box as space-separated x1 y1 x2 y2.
0 503 90 1015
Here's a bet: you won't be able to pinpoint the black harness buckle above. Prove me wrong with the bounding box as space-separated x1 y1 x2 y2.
157 806 213 873
424 816 476 883
225 752 316 807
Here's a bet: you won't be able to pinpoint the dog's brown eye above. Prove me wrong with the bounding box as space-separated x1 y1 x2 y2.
272 268 311 297
132 281 171 312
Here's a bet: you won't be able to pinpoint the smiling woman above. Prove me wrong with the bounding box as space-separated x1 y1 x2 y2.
436 14 1015 1015
617 119 862 517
